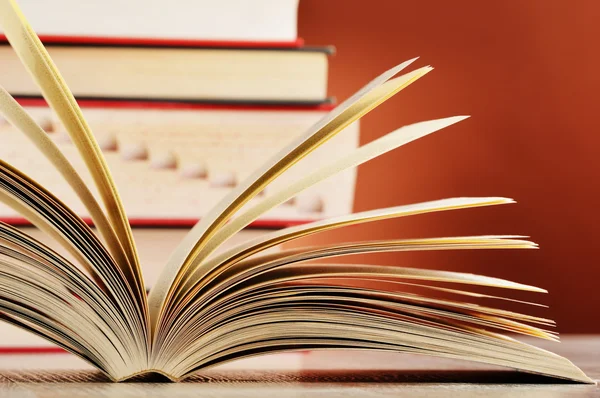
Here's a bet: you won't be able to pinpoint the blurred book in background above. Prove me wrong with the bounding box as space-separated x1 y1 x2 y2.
0 1 359 229
0 99 358 226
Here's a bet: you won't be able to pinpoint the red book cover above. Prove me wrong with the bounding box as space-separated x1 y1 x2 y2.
0 347 67 355
0 34 306 50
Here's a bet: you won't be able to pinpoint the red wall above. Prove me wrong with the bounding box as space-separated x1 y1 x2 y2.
296 0 600 332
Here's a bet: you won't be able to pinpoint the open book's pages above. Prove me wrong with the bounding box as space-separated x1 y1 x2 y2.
0 101 357 225
0 0 594 384
0 226 278 352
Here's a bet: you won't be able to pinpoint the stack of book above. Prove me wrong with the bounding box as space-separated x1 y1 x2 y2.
0 0 358 351
0 0 359 228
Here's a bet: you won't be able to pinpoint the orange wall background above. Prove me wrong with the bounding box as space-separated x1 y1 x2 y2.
296 0 600 332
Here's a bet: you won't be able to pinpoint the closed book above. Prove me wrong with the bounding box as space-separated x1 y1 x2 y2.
0 98 358 227
0 0 300 43
0 36 333 103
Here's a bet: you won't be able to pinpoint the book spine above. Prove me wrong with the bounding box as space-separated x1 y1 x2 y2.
13 96 337 112
0 35 336 54
0 34 306 49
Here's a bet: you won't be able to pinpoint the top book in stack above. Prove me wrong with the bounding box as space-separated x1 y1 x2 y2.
0 0 332 104
0 0 301 43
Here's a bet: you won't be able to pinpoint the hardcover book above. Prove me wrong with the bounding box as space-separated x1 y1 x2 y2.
0 0 593 383
0 99 357 226
0 35 332 103
0 0 300 43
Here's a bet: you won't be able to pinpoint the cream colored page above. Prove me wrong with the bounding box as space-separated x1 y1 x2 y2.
176 197 518 307
148 60 429 332
222 236 538 284
0 260 119 368
0 161 147 358
173 311 592 383
0 222 141 350
183 273 552 335
0 251 142 380
0 0 146 312
179 116 471 292
184 282 554 339
165 279 591 383
181 236 539 305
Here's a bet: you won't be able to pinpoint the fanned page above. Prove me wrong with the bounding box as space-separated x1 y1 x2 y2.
0 0 594 385
148 60 432 329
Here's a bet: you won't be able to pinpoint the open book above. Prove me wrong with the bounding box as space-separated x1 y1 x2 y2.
0 0 593 384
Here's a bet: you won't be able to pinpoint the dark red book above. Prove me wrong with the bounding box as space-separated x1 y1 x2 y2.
13 34 306 49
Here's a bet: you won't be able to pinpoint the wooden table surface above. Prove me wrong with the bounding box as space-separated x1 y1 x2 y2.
0 335 597 397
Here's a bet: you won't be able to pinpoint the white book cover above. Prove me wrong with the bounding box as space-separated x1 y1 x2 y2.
0 0 299 42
